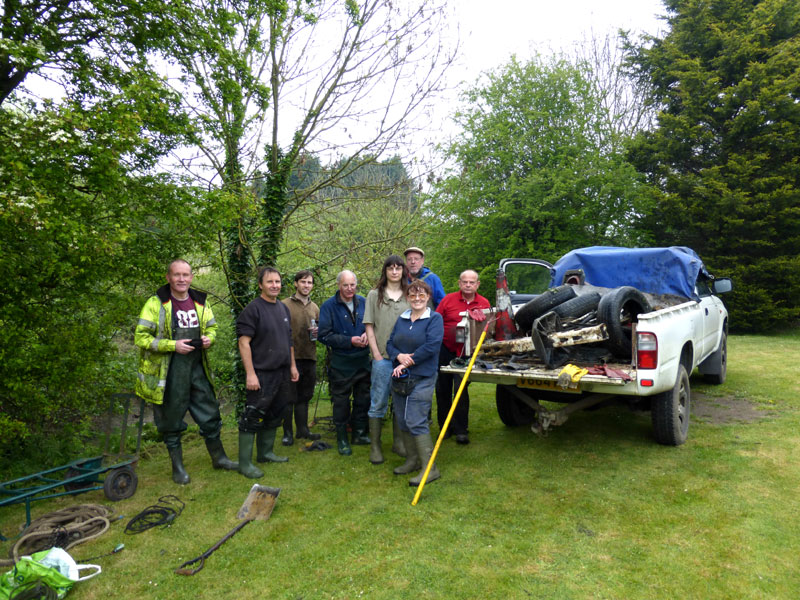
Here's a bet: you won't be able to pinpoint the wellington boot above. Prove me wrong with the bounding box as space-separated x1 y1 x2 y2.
336 426 352 456
368 418 384 465
281 403 294 445
237 432 264 479
168 445 190 485
409 434 440 487
256 428 289 463
295 403 321 440
391 411 406 457
351 427 370 446
281 426 294 446
205 438 238 471
393 431 420 475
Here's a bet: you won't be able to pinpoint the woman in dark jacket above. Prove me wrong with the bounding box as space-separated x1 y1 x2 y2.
386 279 444 485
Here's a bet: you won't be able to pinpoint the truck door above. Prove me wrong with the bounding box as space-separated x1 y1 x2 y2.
695 279 722 359
499 258 553 309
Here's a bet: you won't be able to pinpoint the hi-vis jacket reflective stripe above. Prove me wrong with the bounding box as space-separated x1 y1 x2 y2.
134 284 217 404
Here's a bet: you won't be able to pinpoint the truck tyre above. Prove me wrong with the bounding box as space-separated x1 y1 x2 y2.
514 285 576 333
699 332 727 384
552 292 601 319
597 286 651 357
651 364 691 446
496 385 537 427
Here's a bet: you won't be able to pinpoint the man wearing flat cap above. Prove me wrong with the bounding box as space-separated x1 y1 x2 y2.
403 247 445 309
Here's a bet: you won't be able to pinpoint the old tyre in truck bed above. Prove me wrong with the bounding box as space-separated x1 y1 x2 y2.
597 286 651 357
514 285 576 333
552 291 601 319
496 385 537 427
651 364 691 446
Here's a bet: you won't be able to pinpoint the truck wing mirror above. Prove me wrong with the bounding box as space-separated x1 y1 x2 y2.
712 278 733 294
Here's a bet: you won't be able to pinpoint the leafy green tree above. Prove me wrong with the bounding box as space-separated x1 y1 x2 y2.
430 55 650 289
624 0 800 331
0 0 220 465
158 0 453 399
0 96 213 463
279 154 422 297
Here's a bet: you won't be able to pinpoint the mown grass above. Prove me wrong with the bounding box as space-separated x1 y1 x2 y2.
1 332 798 599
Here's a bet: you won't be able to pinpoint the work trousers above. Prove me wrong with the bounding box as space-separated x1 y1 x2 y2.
328 366 370 429
435 344 470 436
154 351 222 449
240 368 290 433
393 374 436 436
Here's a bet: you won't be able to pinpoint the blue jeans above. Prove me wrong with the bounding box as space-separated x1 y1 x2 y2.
368 358 393 418
392 374 436 436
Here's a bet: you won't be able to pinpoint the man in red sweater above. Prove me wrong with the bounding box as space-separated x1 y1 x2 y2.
435 270 490 444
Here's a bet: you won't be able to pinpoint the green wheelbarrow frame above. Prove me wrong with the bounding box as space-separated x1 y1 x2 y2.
0 393 145 541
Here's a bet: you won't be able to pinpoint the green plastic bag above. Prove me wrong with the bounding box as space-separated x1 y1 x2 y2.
0 547 101 600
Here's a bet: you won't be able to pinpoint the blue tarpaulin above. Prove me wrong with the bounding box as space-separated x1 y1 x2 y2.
549 247 710 299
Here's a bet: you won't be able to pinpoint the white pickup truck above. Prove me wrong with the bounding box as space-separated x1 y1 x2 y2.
441 247 732 445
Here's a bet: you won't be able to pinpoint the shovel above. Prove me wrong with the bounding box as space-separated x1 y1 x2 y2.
175 484 281 576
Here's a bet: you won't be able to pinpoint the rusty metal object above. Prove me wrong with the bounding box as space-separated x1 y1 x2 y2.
548 323 608 347
481 336 535 357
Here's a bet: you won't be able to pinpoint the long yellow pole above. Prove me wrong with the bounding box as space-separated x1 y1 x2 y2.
412 322 491 506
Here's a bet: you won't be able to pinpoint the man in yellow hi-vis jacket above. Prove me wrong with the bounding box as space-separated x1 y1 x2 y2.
135 259 237 484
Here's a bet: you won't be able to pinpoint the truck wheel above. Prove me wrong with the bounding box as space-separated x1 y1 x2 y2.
496 385 537 427
514 285 576 333
700 332 727 384
597 286 651 357
651 365 691 446
552 292 601 319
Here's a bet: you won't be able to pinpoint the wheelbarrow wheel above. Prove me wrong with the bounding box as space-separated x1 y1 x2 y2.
104 466 138 501
63 467 95 492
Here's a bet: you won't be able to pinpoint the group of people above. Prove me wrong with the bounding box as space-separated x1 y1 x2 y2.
134 247 490 487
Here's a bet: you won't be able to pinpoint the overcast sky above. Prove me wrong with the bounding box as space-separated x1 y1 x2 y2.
453 0 667 81
402 0 668 168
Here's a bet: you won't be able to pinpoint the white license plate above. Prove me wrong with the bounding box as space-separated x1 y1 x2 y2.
517 377 580 394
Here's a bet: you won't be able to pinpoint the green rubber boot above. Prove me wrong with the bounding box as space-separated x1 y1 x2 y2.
409 433 440 487
392 431 420 475
368 417 384 465
256 428 289 463
391 410 406 457
168 445 190 485
237 432 264 479
205 438 238 470
336 426 352 456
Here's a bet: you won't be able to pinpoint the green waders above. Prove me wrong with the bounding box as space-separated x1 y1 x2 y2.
154 326 225 484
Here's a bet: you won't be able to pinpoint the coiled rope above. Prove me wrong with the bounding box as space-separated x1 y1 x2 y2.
1 504 113 567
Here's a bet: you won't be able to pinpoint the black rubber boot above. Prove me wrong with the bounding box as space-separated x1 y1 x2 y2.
237 432 264 479
168 445 190 485
256 428 289 463
336 426 352 456
368 418 384 465
205 438 238 470
351 424 370 446
393 431 420 475
294 402 321 440
281 406 294 446
391 411 406 457
409 434 440 487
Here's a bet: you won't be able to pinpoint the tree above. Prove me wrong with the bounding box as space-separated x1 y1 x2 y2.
158 0 454 398
279 154 422 293
624 0 800 331
0 0 219 465
430 55 651 289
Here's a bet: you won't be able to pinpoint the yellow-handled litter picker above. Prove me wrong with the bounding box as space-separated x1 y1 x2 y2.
412 320 492 506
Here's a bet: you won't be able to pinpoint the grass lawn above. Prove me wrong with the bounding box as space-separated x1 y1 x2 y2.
2 332 798 599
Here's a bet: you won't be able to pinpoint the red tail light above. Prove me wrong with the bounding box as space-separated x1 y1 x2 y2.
637 332 658 369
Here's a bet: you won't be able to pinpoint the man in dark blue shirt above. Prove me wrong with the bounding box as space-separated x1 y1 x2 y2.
318 270 371 456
